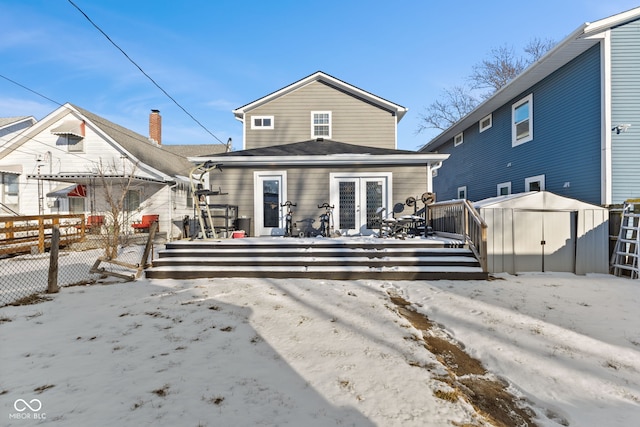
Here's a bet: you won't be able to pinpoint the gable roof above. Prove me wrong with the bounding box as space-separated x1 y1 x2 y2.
0 116 36 129
0 104 198 180
421 6 640 152
211 138 419 157
162 144 228 158
233 71 408 122
68 104 195 178
192 138 448 167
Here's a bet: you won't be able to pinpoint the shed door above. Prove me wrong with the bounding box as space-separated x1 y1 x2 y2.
513 210 576 273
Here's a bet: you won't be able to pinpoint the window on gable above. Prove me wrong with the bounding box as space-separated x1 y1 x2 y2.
497 182 511 196
525 174 545 192
311 111 331 138
480 114 492 133
512 94 533 146
67 135 84 152
251 116 274 130
454 132 464 147
457 186 467 199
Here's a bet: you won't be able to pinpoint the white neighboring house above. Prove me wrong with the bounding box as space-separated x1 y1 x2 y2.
0 103 227 238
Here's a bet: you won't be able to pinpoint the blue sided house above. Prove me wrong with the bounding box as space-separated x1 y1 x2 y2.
420 7 640 207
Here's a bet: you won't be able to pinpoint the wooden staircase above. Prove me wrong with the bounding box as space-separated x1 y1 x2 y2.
146 237 487 281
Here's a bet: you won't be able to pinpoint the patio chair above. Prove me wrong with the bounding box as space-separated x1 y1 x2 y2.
131 214 159 233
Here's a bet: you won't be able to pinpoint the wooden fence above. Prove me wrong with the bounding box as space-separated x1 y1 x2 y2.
0 214 85 256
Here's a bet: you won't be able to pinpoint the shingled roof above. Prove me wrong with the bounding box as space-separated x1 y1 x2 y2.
71 104 195 178
211 138 420 157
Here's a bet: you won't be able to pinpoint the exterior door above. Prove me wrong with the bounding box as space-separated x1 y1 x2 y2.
254 171 286 236
331 173 391 236
513 210 576 273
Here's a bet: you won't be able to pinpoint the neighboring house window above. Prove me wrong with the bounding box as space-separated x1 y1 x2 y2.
311 111 331 138
512 94 533 146
67 135 84 152
525 174 545 192
186 187 193 208
1 173 19 212
497 182 511 196
479 114 492 133
457 186 467 199
454 132 464 147
251 116 274 130
69 197 85 213
124 189 141 212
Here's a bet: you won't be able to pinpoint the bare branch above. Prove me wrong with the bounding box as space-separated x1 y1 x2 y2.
417 86 479 133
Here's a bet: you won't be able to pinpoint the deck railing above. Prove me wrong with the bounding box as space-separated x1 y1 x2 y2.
427 199 488 272
0 214 85 256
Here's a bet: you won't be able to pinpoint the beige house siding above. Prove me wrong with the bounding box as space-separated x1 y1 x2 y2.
245 81 397 150
209 165 428 236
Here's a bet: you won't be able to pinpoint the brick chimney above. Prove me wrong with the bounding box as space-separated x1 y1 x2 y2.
149 109 162 145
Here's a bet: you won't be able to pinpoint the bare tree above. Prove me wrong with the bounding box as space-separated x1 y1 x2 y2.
417 85 479 132
469 45 527 94
95 159 138 259
417 38 555 134
524 37 556 62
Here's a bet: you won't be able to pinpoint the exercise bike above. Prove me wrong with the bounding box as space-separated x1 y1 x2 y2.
317 203 335 237
280 201 296 237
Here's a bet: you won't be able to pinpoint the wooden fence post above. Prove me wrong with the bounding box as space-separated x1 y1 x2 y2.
47 224 60 293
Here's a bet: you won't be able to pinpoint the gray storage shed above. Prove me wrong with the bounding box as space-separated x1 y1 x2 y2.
474 191 609 275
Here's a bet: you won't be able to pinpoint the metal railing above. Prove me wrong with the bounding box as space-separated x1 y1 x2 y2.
428 199 488 272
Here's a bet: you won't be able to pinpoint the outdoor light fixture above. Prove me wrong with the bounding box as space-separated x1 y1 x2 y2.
612 124 632 134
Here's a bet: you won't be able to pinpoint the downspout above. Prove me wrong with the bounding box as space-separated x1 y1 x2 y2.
168 181 178 241
427 161 444 193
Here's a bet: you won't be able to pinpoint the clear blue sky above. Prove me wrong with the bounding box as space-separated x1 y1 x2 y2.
1 0 639 151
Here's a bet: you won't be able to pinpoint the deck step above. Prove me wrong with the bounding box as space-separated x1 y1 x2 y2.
147 237 487 281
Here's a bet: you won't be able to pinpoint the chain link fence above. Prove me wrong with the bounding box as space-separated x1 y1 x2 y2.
1 233 160 307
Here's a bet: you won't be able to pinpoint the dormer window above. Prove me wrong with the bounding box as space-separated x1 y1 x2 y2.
311 111 331 138
251 116 274 130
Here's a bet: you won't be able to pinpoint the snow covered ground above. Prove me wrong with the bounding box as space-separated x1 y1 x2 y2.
1 272 639 426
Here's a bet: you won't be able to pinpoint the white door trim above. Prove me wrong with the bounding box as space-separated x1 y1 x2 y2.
253 171 287 236
330 172 392 236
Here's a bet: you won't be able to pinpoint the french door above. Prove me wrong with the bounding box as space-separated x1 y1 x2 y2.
330 173 391 236
254 171 287 236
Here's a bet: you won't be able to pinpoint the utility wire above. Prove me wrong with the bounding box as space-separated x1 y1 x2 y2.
0 74 62 108
67 0 227 146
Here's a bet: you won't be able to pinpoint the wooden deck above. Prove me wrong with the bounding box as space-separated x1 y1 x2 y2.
146 236 487 281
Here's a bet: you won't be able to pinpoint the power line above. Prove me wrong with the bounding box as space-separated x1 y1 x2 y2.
67 0 227 146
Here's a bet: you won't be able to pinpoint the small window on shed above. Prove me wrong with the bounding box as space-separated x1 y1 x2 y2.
480 114 492 133
454 132 463 147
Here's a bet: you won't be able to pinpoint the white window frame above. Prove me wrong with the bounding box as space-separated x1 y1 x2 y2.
479 114 493 133
67 135 84 152
497 181 511 196
311 111 332 138
512 94 533 146
454 132 464 147
525 174 545 192
457 186 467 199
250 116 274 130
